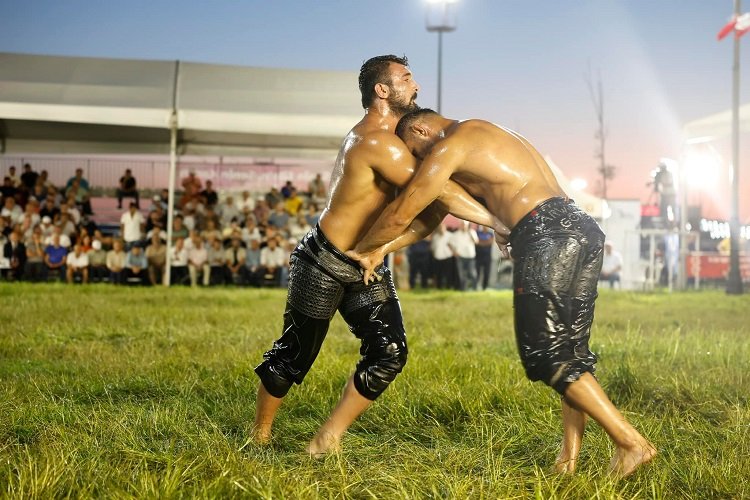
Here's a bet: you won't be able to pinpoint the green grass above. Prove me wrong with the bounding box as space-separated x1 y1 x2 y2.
1 284 749 498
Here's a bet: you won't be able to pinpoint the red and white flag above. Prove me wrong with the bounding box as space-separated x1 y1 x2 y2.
718 12 750 40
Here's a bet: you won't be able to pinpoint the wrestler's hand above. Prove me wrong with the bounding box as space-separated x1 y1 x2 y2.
495 231 512 260
345 248 385 285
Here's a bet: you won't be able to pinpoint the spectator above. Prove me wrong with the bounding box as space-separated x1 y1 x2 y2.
200 219 222 243
279 238 296 287
24 229 46 282
431 224 455 289
1 197 23 226
120 202 144 250
106 239 127 284
38 170 54 191
206 237 227 285
475 225 495 291
253 199 271 225
39 198 60 222
219 195 241 227
181 170 203 197
268 202 290 231
305 203 322 227
238 190 255 214
124 245 149 285
56 212 77 242
280 180 295 199
407 238 432 289
145 232 167 285
65 178 92 215
241 216 262 245
308 173 327 206
225 236 248 285
45 226 71 249
170 215 189 244
600 241 623 288
87 240 108 282
43 234 67 281
450 221 478 291
245 238 263 287
30 182 47 204
187 234 209 287
284 187 303 216
265 187 282 208
288 212 312 241
145 205 167 236
259 236 285 286
117 169 139 209
65 168 90 191
199 179 219 208
2 231 26 281
169 237 189 286
7 166 21 188
20 163 39 193
62 199 82 225
66 243 89 284
1 177 17 200
39 216 55 241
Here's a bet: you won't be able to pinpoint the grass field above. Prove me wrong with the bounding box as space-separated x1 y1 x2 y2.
1 284 749 499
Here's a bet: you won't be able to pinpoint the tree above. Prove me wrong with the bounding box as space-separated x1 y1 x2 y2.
585 65 616 199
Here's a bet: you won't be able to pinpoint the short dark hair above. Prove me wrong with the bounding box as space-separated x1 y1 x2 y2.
358 55 409 109
395 108 439 140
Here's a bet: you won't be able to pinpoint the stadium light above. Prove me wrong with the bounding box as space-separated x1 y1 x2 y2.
425 0 459 113
570 177 588 191
681 147 722 190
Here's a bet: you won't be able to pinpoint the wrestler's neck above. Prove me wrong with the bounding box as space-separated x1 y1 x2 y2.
362 101 404 131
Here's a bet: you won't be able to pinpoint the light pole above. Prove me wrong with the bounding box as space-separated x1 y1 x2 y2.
726 0 744 294
425 0 458 113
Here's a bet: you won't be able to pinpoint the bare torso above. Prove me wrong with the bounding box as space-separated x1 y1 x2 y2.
319 117 404 252
442 120 566 229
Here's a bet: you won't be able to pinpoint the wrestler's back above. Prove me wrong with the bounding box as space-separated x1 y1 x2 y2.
318 127 394 253
448 120 566 229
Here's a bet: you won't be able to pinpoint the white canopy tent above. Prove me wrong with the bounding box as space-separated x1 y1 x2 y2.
683 102 750 140
0 52 363 284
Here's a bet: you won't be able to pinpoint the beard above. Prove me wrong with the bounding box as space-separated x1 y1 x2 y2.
388 89 419 117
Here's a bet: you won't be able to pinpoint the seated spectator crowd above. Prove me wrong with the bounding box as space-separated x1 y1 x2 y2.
1 164 326 288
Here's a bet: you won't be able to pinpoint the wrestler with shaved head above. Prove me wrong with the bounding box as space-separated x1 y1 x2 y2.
349 109 656 477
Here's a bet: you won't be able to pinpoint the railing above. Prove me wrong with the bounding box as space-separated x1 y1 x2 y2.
0 156 332 194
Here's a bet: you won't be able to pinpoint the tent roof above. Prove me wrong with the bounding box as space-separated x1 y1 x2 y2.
0 52 362 157
683 102 750 140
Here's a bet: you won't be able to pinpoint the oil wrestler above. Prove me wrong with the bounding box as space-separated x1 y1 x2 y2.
251 57 506 456
349 109 656 477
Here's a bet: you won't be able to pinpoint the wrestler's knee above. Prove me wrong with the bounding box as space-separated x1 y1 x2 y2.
353 329 408 400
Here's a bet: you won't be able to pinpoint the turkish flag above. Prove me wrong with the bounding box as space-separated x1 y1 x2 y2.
736 13 750 38
718 13 750 40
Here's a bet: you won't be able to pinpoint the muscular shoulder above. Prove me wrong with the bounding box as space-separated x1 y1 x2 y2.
346 130 411 167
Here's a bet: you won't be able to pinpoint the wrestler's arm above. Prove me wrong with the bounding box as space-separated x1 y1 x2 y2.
363 133 495 229
349 201 448 274
356 138 463 255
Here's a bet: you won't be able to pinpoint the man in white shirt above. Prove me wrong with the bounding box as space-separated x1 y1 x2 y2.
430 223 455 289
600 242 623 288
259 236 287 286
187 234 209 286
120 202 144 250
66 243 90 284
449 221 479 291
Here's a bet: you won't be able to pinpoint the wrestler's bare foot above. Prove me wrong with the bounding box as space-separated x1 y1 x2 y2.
250 424 272 445
554 450 578 474
306 430 341 458
608 439 657 478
